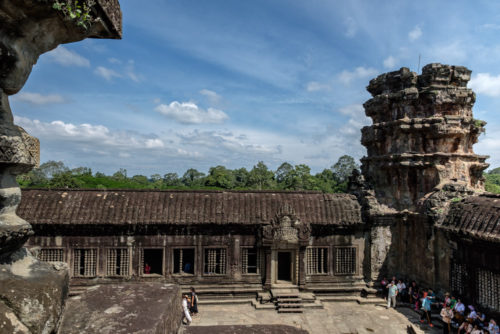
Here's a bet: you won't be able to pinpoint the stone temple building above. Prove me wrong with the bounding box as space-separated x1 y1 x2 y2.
17 64 500 317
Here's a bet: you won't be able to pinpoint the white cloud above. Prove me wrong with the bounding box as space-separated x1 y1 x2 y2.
408 25 422 41
469 73 500 97
383 56 397 69
45 46 90 67
480 23 500 30
306 81 331 92
338 67 378 85
14 116 165 151
344 17 357 38
155 101 229 124
199 89 221 103
94 66 122 81
11 92 66 105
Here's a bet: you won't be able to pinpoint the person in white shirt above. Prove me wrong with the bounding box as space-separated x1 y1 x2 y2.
182 295 192 325
455 299 465 315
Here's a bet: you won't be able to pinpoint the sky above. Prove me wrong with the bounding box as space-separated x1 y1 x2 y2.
10 0 500 176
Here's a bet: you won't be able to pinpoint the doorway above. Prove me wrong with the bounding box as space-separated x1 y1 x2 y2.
277 251 292 282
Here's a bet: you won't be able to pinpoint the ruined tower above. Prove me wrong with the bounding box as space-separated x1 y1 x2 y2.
361 64 489 211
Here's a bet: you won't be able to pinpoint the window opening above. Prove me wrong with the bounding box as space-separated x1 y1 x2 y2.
204 248 226 275
107 248 129 276
306 247 328 274
334 247 356 275
142 249 163 275
173 248 195 274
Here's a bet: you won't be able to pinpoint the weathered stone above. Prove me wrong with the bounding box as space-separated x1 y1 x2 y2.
0 248 69 334
59 283 182 334
361 63 488 212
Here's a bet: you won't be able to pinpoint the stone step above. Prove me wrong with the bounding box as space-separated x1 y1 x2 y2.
278 303 303 308
251 300 276 310
357 297 386 305
276 297 301 302
198 298 253 305
302 300 324 309
319 295 359 303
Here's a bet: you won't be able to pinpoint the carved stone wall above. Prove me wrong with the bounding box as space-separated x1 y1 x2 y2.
361 64 488 211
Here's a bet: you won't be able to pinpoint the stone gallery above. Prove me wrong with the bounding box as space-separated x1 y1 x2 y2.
0 0 499 333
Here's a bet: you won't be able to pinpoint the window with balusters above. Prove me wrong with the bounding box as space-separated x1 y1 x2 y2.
334 247 356 275
476 269 500 311
106 248 129 277
38 248 64 263
73 248 97 277
306 247 328 275
242 247 259 274
204 248 226 275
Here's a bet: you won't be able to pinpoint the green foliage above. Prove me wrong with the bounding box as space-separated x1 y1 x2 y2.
17 155 364 193
53 0 95 29
485 172 500 194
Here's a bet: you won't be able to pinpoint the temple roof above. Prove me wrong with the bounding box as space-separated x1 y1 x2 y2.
440 194 500 242
17 189 362 226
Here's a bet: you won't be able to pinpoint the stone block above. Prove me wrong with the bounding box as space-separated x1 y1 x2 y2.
59 283 182 334
0 248 69 334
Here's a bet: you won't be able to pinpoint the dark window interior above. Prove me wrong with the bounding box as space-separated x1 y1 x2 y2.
143 249 163 275
173 248 195 274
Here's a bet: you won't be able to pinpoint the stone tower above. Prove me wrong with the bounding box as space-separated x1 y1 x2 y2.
361 64 489 211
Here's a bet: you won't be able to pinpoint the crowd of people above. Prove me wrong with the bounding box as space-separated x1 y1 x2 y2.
381 276 499 334
181 287 199 325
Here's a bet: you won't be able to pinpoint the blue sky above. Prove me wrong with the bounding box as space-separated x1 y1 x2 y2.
10 0 500 176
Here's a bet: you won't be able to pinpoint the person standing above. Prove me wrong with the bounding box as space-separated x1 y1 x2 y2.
440 304 453 334
420 294 433 327
182 295 192 325
190 287 198 315
387 281 398 309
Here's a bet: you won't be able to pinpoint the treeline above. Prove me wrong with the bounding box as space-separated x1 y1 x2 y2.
485 167 500 194
17 155 360 193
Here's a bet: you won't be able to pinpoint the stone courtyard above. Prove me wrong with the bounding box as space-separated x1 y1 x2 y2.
180 302 443 334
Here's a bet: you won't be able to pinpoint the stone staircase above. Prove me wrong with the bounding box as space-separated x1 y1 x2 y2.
271 287 303 313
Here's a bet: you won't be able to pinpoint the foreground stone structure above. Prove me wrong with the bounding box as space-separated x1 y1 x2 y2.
59 283 181 334
0 1 121 332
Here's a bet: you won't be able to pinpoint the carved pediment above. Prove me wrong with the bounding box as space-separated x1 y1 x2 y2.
261 203 311 245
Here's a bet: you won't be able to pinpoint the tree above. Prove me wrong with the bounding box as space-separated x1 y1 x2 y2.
112 168 127 180
331 155 359 184
248 161 275 190
275 162 294 188
233 168 249 188
181 169 205 187
163 173 181 187
205 166 234 189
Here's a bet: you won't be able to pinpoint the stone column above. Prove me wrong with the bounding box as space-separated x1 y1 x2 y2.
298 247 306 287
0 2 121 333
264 247 272 289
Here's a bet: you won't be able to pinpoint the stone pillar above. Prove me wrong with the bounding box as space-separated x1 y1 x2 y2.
298 247 306 287
0 2 121 333
264 247 272 289
361 64 488 212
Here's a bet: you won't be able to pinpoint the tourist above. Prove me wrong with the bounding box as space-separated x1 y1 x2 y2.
189 287 198 315
458 319 473 334
144 263 151 274
450 295 457 309
182 295 192 325
411 286 420 310
420 293 433 327
488 319 499 334
440 304 453 334
455 298 466 315
396 279 406 302
470 324 483 334
468 305 478 322
380 277 388 297
443 292 451 307
387 281 398 309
